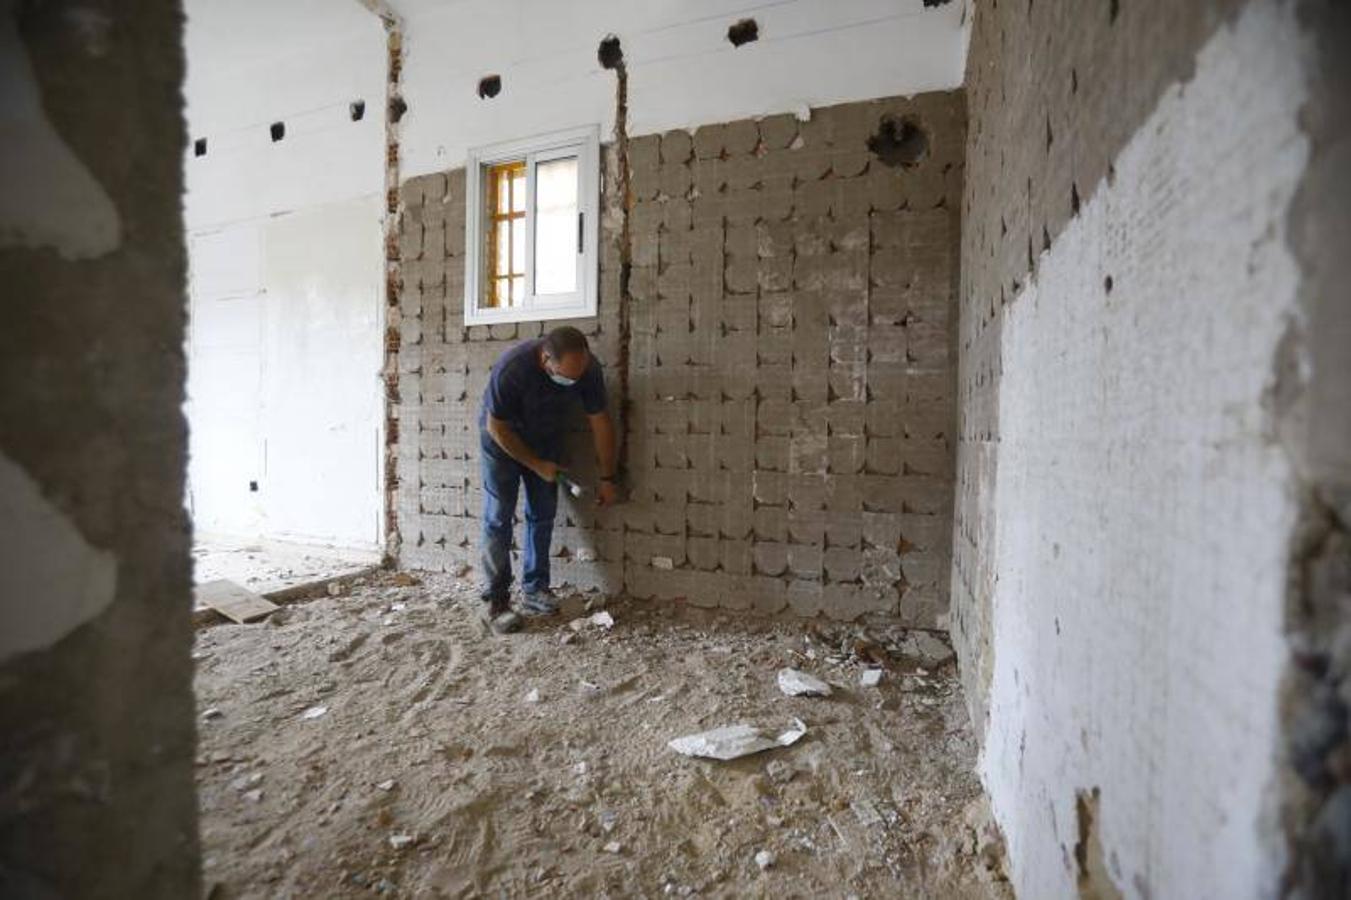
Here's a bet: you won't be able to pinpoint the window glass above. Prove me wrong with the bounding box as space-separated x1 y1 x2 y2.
534 156 579 295
486 160 525 308
464 126 597 325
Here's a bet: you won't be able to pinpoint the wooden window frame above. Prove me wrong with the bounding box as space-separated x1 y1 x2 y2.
463 125 600 326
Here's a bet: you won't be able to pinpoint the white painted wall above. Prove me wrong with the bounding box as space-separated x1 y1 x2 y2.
396 0 969 177
979 3 1309 896
183 0 386 549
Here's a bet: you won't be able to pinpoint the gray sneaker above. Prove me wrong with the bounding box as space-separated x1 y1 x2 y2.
519 590 559 618
482 597 522 634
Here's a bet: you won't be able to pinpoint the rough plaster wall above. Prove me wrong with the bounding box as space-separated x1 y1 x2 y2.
0 1 199 897
980 4 1308 895
952 0 1248 738
394 93 963 623
955 0 1350 895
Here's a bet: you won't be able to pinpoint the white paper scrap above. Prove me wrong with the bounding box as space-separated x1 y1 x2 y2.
777 668 832 697
667 718 808 761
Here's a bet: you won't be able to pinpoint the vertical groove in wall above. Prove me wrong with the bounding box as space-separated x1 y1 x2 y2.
609 53 634 482
381 24 404 564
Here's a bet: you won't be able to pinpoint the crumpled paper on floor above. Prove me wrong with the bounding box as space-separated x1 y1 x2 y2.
667 719 808 761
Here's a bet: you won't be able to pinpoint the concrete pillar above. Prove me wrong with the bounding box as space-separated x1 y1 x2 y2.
0 1 199 896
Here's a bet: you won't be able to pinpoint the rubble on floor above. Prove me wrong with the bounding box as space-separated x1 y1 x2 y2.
194 571 1009 898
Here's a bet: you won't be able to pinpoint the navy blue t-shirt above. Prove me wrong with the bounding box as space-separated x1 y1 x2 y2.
478 339 607 462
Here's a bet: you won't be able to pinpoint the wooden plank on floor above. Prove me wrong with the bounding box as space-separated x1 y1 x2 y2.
195 579 277 624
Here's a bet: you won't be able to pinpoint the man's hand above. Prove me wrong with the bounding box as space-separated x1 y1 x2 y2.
534 460 560 483
596 479 619 507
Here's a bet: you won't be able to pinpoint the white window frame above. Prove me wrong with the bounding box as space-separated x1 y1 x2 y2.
463 125 600 326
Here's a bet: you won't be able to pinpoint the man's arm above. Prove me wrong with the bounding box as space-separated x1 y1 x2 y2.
587 410 617 477
587 411 619 506
486 415 558 482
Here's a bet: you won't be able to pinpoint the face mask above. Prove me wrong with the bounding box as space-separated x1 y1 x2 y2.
548 372 577 387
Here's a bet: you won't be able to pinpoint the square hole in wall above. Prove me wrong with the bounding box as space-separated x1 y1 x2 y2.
193 137 207 157
270 121 285 142
350 100 365 122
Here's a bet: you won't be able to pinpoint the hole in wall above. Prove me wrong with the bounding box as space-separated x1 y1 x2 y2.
866 115 929 168
1071 182 1081 216
1104 275 1114 294
477 75 501 99
249 480 259 492
350 99 366 122
922 0 954 6
1109 0 1121 24
193 137 207 157
270 121 285 142
388 95 408 123
1074 788 1124 899
727 18 758 47
597 34 623 69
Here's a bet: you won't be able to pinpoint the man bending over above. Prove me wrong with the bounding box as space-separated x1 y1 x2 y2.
477 326 618 633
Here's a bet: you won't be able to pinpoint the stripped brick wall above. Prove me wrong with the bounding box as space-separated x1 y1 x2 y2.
393 92 963 624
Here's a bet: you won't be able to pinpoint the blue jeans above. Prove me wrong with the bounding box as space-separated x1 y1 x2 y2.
479 445 558 602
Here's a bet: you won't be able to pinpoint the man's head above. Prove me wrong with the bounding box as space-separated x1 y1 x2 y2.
540 326 590 386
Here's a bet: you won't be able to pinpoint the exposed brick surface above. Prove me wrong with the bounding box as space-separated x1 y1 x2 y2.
395 94 962 624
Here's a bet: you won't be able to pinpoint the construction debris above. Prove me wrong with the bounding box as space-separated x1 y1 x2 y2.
754 850 776 870
860 669 883 687
570 610 615 631
899 631 956 666
300 705 328 720
668 719 808 761
777 668 832 697
195 579 278 624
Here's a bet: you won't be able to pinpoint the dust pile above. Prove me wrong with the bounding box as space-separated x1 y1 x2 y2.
194 572 1010 898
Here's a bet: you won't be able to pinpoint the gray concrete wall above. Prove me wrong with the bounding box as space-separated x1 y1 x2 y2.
954 0 1350 895
0 1 199 898
393 92 964 624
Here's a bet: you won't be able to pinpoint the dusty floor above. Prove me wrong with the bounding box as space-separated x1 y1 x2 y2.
194 572 1010 899
193 535 381 596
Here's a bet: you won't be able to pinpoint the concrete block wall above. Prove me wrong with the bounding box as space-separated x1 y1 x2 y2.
393 157 628 596
392 92 963 624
